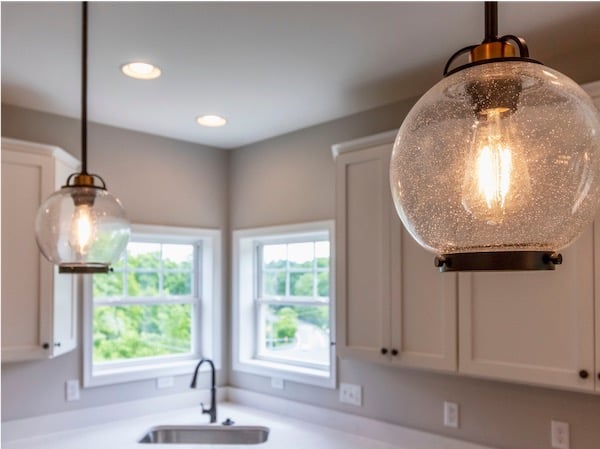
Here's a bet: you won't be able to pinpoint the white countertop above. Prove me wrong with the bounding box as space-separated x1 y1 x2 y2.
2 402 406 449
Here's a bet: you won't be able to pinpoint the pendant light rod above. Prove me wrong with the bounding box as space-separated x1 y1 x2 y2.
81 1 88 175
483 1 498 42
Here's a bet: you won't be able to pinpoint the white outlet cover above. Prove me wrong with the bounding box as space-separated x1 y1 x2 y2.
157 376 175 389
65 379 80 402
339 382 362 406
271 377 284 389
443 401 459 428
551 420 570 449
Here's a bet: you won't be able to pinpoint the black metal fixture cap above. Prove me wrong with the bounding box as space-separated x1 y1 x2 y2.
434 251 563 272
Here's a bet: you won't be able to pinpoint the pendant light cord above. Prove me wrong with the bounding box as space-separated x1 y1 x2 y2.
81 1 88 175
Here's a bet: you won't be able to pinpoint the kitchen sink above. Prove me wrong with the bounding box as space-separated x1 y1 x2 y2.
138 425 270 445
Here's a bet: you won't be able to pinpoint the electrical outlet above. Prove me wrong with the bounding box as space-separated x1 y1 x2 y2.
157 376 175 389
551 420 570 449
443 401 459 428
271 377 284 389
339 383 362 406
65 379 80 402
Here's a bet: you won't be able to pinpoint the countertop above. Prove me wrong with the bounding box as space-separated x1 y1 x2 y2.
2 402 414 449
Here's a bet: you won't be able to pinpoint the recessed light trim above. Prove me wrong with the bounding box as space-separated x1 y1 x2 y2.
196 115 227 127
121 62 161 80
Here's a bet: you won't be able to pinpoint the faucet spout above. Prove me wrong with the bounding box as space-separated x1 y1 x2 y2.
190 358 217 423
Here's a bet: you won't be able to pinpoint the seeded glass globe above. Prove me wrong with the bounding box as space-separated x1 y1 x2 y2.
35 186 130 272
390 61 600 256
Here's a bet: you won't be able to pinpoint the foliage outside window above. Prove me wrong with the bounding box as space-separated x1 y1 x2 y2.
92 241 198 364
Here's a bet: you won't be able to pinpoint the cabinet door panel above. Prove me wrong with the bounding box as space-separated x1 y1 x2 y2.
459 226 595 391
336 145 391 361
1 150 53 361
391 218 457 371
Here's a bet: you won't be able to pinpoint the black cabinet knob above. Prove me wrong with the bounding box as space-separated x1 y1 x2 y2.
380 348 388 355
54 342 61 347
579 370 589 379
42 343 49 349
391 349 399 356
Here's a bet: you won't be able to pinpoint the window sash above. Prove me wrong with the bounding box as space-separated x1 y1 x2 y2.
92 240 202 368
253 235 331 371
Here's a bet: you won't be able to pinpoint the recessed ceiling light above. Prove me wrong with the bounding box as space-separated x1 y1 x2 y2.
121 62 161 80
196 115 227 127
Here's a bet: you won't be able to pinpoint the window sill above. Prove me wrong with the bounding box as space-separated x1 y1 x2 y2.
233 358 335 389
85 358 216 388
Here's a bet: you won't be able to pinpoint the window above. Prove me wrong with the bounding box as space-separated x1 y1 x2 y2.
233 221 335 388
83 224 222 387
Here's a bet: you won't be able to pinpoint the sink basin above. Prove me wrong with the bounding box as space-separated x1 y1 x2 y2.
138 425 270 445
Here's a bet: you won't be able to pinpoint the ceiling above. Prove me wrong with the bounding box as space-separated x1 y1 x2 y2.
2 2 600 149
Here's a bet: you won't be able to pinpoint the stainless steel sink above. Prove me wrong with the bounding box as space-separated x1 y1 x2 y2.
138 425 270 445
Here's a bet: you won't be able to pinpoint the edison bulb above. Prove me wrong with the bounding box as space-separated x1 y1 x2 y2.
68 204 96 256
461 108 531 225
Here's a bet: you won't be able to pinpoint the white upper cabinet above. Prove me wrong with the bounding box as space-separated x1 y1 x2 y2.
1 137 79 362
334 132 457 372
458 227 595 392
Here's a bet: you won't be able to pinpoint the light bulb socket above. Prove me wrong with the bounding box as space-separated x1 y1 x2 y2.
434 251 563 272
466 76 522 115
470 41 516 62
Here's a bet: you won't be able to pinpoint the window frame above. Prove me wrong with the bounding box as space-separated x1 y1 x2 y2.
232 221 336 389
83 224 222 388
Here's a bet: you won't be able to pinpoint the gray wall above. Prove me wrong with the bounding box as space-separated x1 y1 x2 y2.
228 98 600 449
1 104 230 420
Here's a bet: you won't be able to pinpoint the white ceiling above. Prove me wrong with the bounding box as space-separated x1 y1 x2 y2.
2 2 600 149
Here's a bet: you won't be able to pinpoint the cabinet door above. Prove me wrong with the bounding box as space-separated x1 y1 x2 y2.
336 144 392 362
1 149 54 361
459 227 595 392
390 217 457 371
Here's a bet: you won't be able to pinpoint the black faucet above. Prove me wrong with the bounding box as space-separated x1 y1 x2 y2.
190 358 217 423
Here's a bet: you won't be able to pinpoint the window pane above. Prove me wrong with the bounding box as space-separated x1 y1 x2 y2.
163 244 193 270
127 272 159 297
317 271 329 297
262 244 286 269
288 242 314 269
93 271 123 298
127 242 161 269
93 304 192 363
290 272 314 296
315 241 330 268
163 272 192 296
263 271 286 296
259 304 330 367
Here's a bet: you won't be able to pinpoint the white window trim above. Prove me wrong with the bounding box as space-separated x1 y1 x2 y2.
83 224 222 388
232 220 336 389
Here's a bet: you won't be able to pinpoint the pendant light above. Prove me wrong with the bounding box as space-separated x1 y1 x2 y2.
35 2 130 274
390 1 600 272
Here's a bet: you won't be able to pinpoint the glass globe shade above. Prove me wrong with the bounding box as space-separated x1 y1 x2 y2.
390 61 600 256
35 186 130 271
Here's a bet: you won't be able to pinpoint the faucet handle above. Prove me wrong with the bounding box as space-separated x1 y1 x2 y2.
201 402 208 413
